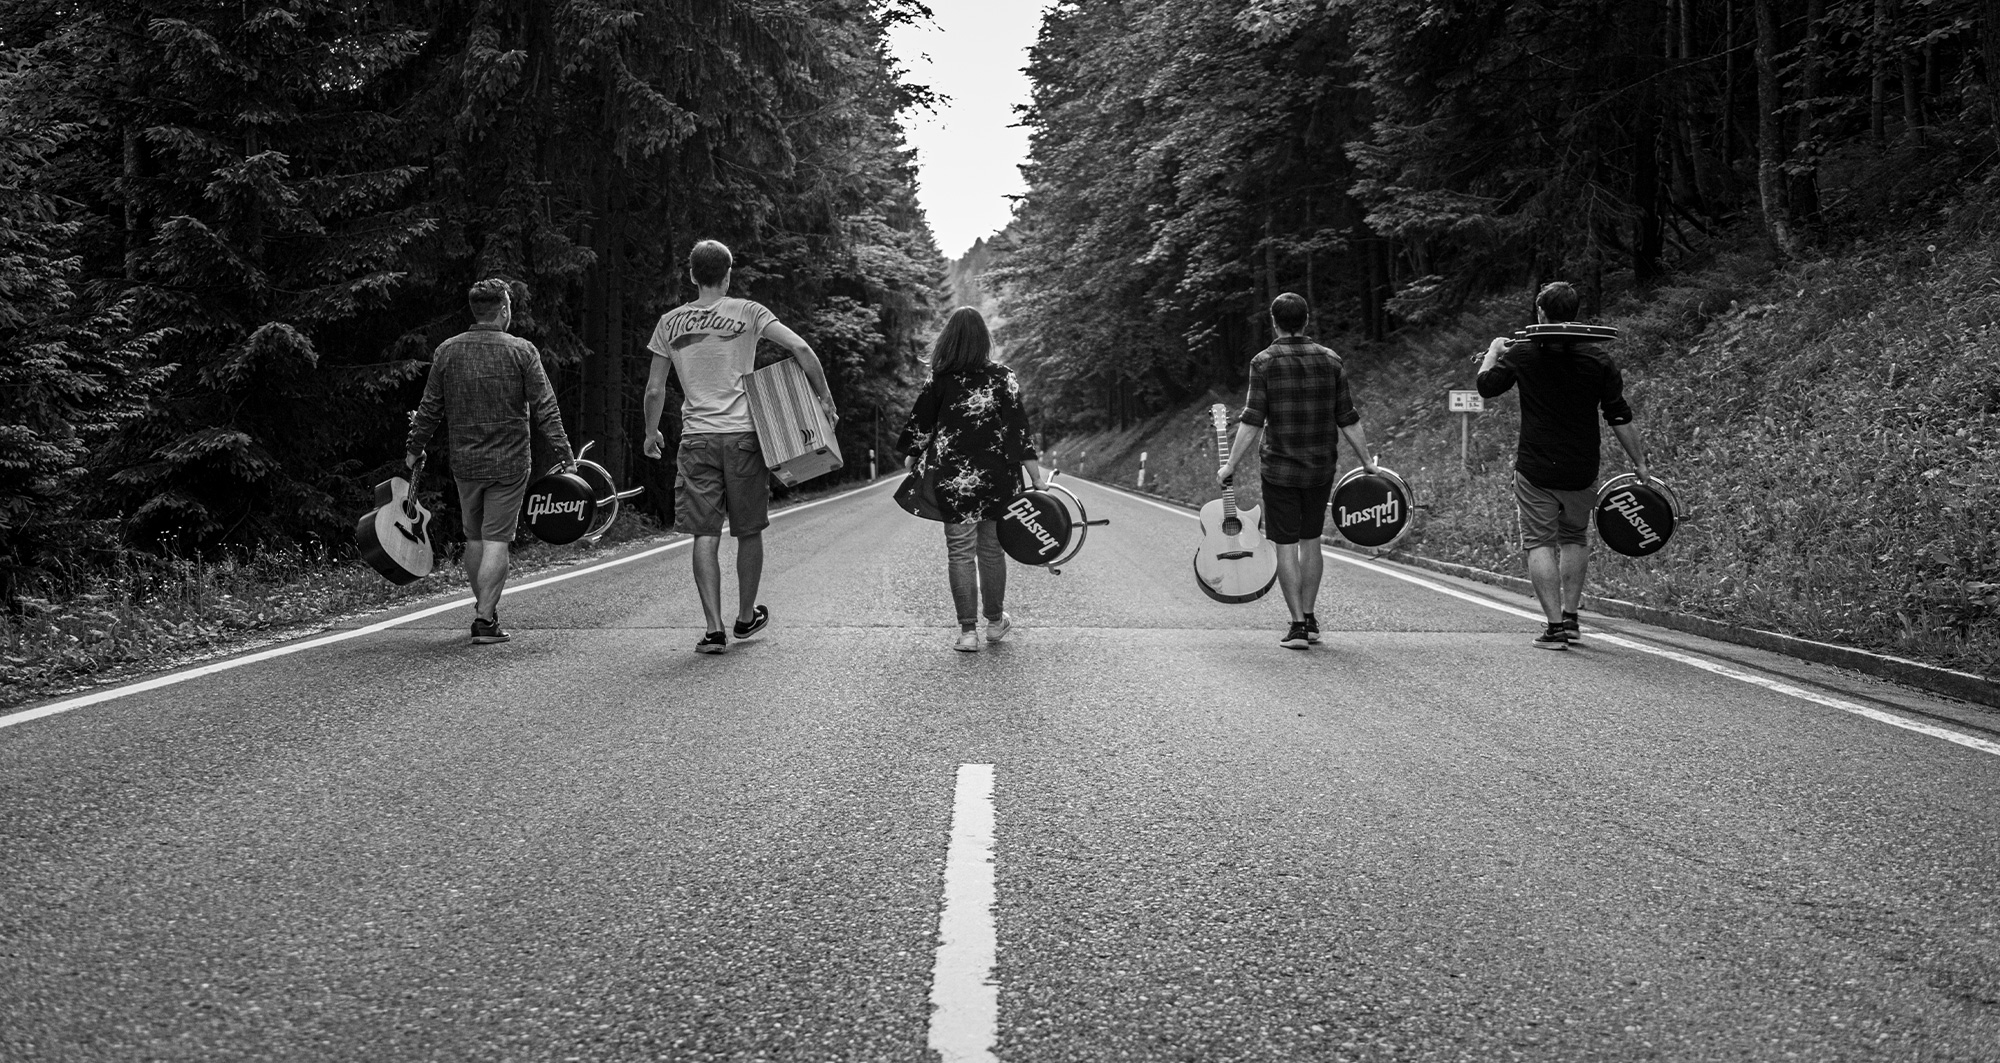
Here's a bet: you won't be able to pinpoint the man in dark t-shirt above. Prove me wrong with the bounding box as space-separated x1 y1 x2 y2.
1476 281 1651 650
1216 292 1377 650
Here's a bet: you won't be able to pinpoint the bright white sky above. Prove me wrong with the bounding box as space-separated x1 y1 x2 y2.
884 2 1046 261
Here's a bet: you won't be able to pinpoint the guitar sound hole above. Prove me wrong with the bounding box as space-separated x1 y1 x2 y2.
1222 519 1241 536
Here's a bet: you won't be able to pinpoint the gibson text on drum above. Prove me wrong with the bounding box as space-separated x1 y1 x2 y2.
1003 495 1062 557
1602 489 1662 550
1337 496 1401 530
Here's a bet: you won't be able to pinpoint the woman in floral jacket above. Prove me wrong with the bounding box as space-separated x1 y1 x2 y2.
895 307 1047 652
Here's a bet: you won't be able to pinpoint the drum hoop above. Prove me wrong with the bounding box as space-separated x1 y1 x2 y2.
1043 483 1090 568
1597 473 1681 521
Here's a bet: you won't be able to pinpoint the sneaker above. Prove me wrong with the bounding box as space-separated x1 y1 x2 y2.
471 615 510 644
695 630 728 654
1280 621 1311 650
733 604 769 641
1560 611 1582 643
954 629 982 653
1303 613 1322 644
985 612 1012 643
1534 622 1570 650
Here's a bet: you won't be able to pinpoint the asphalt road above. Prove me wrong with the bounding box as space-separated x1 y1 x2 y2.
3 475 1998 1063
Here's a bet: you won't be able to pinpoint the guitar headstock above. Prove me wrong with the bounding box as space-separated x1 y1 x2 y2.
1209 403 1229 434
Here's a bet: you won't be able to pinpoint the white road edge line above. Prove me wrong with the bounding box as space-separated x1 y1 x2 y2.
1074 478 2000 759
0 477 899 731
930 762 999 1063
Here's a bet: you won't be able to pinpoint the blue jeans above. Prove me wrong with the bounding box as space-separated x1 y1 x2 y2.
944 520 1006 629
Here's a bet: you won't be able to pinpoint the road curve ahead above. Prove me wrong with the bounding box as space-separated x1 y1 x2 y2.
3 475 1997 1063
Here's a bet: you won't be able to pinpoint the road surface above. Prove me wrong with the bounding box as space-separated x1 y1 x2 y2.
4 476 1997 1062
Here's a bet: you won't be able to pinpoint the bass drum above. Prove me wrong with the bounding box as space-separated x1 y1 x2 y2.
1595 473 1681 557
996 480 1105 574
522 469 598 545
1329 465 1414 549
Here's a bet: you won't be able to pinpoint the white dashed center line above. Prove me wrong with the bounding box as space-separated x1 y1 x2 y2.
929 762 998 1063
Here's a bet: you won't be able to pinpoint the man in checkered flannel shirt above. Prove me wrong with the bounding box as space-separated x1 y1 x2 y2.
1215 293 1378 649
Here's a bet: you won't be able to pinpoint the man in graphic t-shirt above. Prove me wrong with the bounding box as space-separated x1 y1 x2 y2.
641 239 838 654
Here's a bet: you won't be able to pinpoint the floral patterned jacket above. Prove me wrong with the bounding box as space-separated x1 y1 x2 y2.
895 364 1038 523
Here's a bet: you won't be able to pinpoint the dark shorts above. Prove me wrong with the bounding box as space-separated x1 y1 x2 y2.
1261 478 1334 545
676 431 771 537
1515 471 1593 550
458 474 529 542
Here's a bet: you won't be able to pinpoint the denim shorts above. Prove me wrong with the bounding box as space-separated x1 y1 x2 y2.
676 432 771 537
458 474 528 541
1514 472 1593 550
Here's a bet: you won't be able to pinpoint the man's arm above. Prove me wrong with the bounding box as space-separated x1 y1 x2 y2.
1611 421 1650 484
1475 337 1517 398
405 354 446 468
642 353 674 459
1338 423 1379 475
763 320 839 421
1217 422 1262 487
522 345 574 469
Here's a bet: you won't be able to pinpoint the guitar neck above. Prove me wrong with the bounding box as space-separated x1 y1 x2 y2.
1214 421 1239 521
404 456 425 519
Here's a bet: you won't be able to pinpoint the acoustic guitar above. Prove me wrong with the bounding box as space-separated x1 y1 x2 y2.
356 455 435 585
1192 403 1278 603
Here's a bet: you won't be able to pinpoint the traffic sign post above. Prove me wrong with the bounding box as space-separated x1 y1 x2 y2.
1447 390 1485 469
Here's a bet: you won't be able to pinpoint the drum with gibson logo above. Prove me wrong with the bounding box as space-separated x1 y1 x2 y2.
996 475 1108 574
1594 473 1681 557
1330 465 1414 549
522 441 644 546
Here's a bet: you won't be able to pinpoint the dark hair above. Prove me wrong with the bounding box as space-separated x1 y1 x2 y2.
468 278 511 319
1270 292 1309 334
1536 281 1580 322
689 240 733 287
929 306 992 376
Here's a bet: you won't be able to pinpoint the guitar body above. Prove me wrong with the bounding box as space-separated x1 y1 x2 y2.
1191 403 1279 604
356 470 435 585
1193 498 1278 603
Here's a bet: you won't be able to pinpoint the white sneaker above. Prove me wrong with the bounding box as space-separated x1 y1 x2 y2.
986 612 1013 643
954 630 982 653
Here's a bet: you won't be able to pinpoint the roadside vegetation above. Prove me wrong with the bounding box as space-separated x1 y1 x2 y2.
1047 195 2000 681
0 515 673 711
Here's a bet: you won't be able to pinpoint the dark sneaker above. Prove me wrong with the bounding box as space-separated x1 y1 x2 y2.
1280 621 1311 650
1560 611 1582 643
695 630 728 654
733 604 769 641
471 616 510 644
1303 613 1322 644
1534 622 1569 650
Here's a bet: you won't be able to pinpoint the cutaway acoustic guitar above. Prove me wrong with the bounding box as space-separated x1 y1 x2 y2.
1192 403 1278 604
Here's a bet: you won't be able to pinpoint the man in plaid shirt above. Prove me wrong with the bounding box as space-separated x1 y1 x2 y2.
1216 292 1378 649
407 278 575 644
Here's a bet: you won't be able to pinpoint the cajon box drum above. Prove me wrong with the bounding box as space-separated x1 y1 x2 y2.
745 358 843 487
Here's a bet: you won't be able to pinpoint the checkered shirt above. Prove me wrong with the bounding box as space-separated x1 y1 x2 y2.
1238 336 1360 487
407 323 572 482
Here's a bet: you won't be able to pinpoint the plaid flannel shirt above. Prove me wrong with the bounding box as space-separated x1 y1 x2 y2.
1238 336 1360 487
407 323 572 482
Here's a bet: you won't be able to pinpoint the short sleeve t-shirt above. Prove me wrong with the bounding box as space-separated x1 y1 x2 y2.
645 297 777 435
